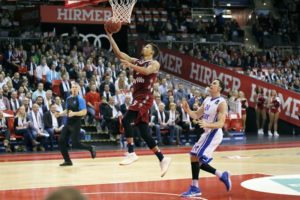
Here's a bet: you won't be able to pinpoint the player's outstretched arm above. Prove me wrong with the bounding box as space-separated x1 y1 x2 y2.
182 100 204 119
199 101 227 129
105 28 136 63
120 59 160 75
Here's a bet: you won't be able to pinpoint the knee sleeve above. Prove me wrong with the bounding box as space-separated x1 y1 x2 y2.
122 111 138 138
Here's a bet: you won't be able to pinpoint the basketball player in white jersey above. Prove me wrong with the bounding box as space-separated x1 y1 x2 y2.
181 79 231 197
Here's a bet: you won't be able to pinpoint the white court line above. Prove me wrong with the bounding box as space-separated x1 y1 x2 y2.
84 191 208 200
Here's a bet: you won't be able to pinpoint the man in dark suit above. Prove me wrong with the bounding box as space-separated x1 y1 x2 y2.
44 103 64 150
120 95 132 115
177 100 192 144
150 102 173 145
99 74 115 96
102 97 121 140
9 91 22 113
59 74 71 101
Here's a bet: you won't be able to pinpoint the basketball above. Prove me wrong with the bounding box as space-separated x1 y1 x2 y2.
105 19 122 34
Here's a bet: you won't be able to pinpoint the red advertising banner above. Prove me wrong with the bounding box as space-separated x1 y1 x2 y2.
40 5 112 24
158 48 300 126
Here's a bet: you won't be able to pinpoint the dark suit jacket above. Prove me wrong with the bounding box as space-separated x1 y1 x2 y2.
102 104 120 121
43 111 63 129
59 81 71 100
152 110 170 125
9 98 21 111
99 81 115 96
120 103 130 115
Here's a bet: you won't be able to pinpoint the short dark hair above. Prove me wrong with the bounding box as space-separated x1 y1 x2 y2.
149 43 160 58
216 79 225 92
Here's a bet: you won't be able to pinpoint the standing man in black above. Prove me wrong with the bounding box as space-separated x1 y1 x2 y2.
58 82 96 166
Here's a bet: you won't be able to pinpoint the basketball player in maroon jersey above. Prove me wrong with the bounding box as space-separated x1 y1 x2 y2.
105 28 171 177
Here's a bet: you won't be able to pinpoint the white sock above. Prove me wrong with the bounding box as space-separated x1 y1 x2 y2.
215 170 222 178
192 180 199 188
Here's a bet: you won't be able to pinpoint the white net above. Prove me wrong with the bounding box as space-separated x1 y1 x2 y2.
108 0 137 23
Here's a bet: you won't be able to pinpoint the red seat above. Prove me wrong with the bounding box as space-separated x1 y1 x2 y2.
160 128 169 135
230 118 243 132
7 117 23 140
52 80 62 96
223 118 231 131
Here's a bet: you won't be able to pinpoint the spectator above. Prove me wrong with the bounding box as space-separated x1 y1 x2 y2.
28 103 48 151
14 105 39 151
9 91 21 113
35 57 50 82
0 88 11 111
102 97 121 140
0 111 11 152
59 74 71 100
44 103 64 151
32 83 46 101
85 84 101 124
46 63 60 89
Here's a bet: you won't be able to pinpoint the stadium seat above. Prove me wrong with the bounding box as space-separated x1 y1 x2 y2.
230 118 243 132
7 117 23 140
223 118 231 131
52 80 62 96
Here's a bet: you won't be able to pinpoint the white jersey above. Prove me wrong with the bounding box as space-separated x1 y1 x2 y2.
190 95 226 163
202 96 226 133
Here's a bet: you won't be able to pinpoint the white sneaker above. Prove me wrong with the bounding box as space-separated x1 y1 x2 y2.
274 131 279 137
119 152 138 165
258 129 264 135
268 130 273 136
160 157 171 177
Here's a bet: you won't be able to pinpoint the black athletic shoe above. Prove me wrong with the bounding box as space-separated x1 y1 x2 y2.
59 161 73 166
90 145 96 159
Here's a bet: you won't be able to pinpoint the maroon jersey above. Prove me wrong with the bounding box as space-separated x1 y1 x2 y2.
129 59 158 124
131 59 157 99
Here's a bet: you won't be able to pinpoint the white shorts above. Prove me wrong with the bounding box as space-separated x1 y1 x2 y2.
190 128 223 164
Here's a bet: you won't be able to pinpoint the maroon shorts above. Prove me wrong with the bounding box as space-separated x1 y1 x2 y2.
129 95 153 124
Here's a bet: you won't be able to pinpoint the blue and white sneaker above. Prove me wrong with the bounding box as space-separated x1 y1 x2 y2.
181 185 202 197
219 171 232 191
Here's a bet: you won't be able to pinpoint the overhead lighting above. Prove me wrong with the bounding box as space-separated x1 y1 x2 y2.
227 3 231 6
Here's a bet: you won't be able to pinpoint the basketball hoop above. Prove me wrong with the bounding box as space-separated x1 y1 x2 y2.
108 0 137 23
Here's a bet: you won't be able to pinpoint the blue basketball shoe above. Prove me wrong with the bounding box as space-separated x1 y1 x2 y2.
181 185 202 197
219 171 232 191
